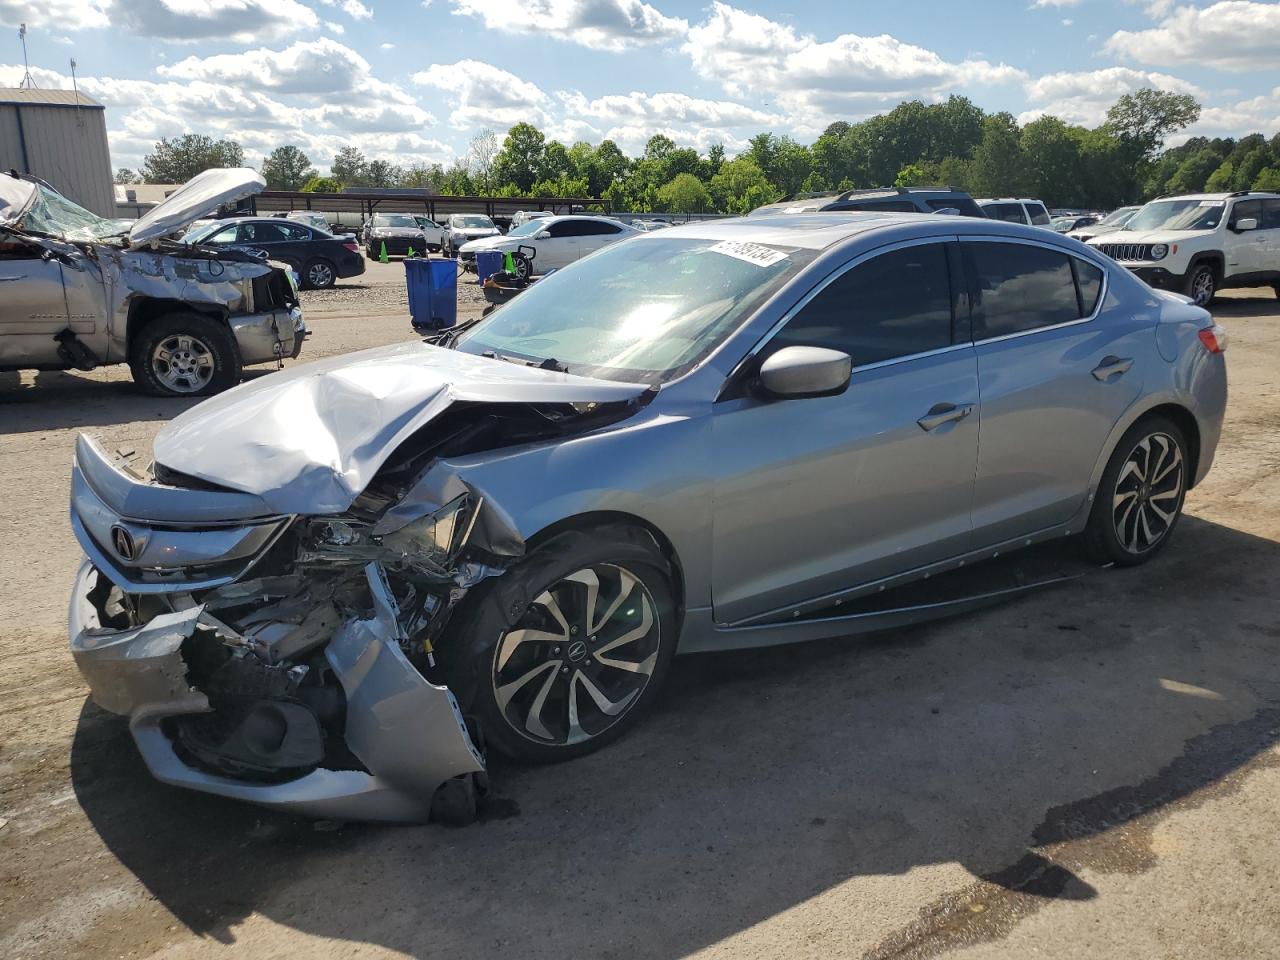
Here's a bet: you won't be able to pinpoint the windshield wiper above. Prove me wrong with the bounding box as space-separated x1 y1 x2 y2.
483 351 570 374
430 315 485 348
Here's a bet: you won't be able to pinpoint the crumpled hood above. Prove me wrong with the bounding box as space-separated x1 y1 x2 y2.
129 168 265 246
152 340 648 515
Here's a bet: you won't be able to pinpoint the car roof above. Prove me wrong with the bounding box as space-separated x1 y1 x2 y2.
1152 191 1280 201
976 198 1045 204
646 211 1085 252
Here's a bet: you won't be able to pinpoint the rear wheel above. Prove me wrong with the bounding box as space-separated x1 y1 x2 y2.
1084 416 1189 566
511 252 533 281
1184 262 1217 307
303 258 336 289
129 313 241 397
441 527 677 763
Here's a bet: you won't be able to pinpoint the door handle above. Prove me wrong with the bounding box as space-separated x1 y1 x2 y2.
917 403 974 431
1092 356 1133 381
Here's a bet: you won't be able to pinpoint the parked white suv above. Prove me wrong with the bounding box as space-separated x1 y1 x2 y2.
1087 192 1280 306
976 198 1052 227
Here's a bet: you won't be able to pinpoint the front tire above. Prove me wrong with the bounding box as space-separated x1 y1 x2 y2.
128 313 241 397
1184 262 1217 307
1084 416 1189 566
441 527 677 763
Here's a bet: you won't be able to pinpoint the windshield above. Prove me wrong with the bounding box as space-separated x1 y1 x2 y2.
1126 200 1223 233
506 220 546 237
374 214 417 228
455 235 813 384
21 183 117 241
453 215 494 229
1051 219 1075 232
1100 206 1138 226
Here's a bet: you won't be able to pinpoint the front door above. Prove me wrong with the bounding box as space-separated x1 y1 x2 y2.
0 243 71 367
962 237 1148 546
711 240 980 624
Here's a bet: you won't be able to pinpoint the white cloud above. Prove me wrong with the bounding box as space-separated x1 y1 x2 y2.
380 42 396 49
1020 67 1205 126
160 39 383 97
0 62 449 174
1105 1 1280 71
1061 18 1074 26
450 0 687 51
599 123 748 157
111 0 319 44
1186 86 1280 138
319 0 374 19
0 0 108 30
324 20 345 34
414 59 551 128
557 89 780 128
684 3 1024 120
1029 0 1081 6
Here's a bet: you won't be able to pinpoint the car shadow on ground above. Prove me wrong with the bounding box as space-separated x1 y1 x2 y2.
1212 291 1279 319
70 514 1280 958
0 369 279 435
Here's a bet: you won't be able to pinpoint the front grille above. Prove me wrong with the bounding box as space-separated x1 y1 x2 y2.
1097 243 1153 262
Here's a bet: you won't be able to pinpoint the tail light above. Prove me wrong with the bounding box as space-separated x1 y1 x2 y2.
1198 324 1228 354
343 242 360 253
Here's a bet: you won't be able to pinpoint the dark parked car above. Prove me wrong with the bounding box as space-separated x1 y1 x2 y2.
185 217 365 289
751 186 986 218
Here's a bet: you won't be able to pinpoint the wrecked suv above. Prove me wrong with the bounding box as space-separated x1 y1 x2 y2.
0 169 304 397
69 214 1227 823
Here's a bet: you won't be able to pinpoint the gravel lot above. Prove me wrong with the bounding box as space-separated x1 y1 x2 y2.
3 267 1280 959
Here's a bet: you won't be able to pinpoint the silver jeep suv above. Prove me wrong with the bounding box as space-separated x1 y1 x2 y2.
0 169 305 397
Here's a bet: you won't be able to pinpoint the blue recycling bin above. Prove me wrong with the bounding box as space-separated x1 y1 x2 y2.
405 257 458 331
475 250 503 285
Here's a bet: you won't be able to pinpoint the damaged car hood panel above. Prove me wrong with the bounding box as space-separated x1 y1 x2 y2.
128 168 265 246
153 341 649 515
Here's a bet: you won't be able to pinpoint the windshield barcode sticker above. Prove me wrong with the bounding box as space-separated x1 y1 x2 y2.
1199 200 1225 207
708 239 788 267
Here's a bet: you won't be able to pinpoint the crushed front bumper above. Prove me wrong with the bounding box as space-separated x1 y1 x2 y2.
69 560 484 822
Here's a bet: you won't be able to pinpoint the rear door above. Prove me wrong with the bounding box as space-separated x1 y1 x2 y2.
0 241 72 366
963 237 1148 546
579 220 628 256
539 219 586 268
710 239 980 623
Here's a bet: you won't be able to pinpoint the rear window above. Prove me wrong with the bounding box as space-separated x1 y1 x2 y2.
1026 203 1052 226
985 203 1026 224
965 241 1084 338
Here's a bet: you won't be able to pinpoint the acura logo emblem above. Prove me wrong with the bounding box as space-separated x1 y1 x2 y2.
110 525 137 562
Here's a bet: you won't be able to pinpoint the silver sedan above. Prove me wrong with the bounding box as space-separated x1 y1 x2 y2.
67 213 1227 822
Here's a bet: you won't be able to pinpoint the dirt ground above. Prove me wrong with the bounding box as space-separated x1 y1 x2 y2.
2 264 1280 959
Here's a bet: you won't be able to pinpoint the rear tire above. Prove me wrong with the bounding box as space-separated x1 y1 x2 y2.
1183 262 1217 307
440 526 678 764
303 258 336 289
1084 415 1189 566
128 313 241 398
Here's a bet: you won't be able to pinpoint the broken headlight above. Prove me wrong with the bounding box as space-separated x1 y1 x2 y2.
301 496 475 577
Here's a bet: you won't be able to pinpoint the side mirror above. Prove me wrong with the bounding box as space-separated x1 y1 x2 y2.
758 346 852 399
1234 217 1258 232
536 231 551 240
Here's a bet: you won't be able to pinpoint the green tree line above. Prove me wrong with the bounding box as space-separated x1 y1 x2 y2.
119 90 1280 213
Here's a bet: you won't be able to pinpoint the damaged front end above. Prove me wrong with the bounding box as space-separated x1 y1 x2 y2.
69 434 514 823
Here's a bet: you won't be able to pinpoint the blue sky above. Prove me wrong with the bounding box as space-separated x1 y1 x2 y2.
2 0 1278 175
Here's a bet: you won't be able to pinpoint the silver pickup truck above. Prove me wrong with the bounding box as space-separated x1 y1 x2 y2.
0 168 305 397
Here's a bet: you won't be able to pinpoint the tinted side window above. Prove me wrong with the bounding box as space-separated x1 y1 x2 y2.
1230 199 1262 228
966 242 1080 338
1073 258 1104 314
987 203 1026 224
770 244 954 365
1026 203 1051 226
549 220 589 238
209 226 238 244
279 223 312 241
1264 199 1280 230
